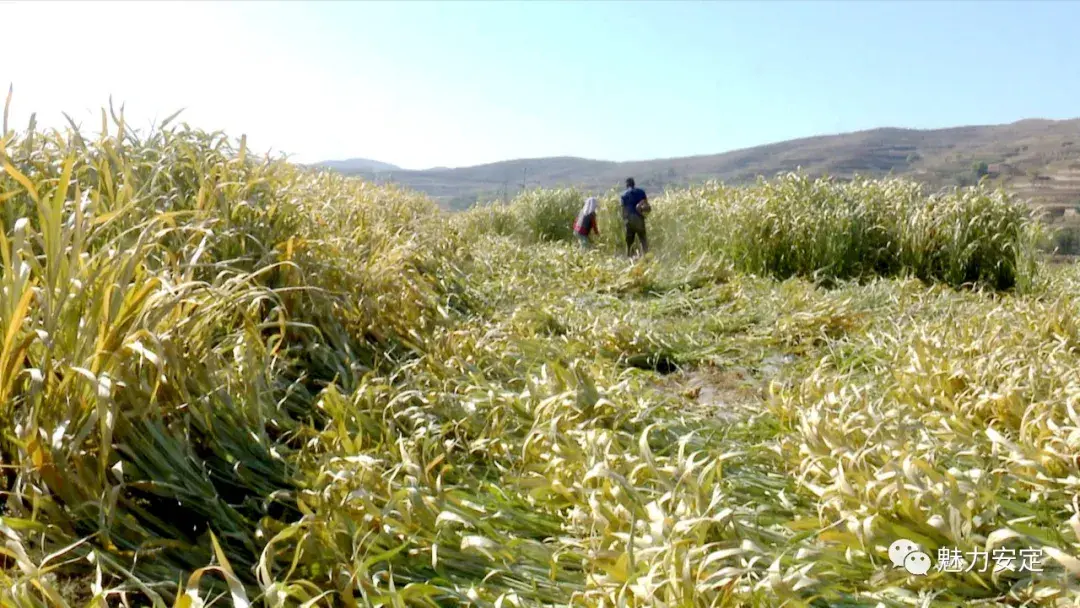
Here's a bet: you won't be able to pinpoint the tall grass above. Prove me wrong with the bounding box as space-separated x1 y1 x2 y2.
461 173 1041 290
0 97 462 604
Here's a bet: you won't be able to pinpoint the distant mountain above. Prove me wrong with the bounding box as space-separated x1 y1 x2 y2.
326 119 1080 213
315 158 400 173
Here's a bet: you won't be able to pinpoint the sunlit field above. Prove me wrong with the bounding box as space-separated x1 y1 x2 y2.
3 100 1080 607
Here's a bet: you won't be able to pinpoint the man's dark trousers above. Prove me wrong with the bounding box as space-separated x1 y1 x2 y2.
624 212 647 256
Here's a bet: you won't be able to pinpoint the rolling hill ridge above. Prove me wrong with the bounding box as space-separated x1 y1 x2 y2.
318 118 1080 214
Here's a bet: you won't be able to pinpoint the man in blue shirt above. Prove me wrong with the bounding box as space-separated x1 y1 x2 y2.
620 177 649 257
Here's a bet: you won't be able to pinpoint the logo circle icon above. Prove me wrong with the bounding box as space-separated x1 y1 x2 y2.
888 539 921 568
904 550 932 575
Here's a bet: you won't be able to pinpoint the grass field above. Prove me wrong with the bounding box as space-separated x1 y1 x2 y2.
2 102 1080 607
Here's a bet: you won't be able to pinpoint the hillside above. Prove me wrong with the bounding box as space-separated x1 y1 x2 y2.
321 118 1080 212
312 157 401 173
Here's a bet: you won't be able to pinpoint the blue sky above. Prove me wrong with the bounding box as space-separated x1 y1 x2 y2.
4 1 1080 169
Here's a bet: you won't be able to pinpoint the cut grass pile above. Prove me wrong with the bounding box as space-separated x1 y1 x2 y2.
1 100 1078 607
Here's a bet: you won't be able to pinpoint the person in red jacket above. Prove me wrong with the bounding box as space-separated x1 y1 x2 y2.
573 196 600 248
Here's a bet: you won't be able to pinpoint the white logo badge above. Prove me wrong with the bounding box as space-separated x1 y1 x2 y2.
889 539 930 575
904 550 932 575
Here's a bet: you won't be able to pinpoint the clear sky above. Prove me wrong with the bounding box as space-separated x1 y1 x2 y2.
4 0 1080 169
